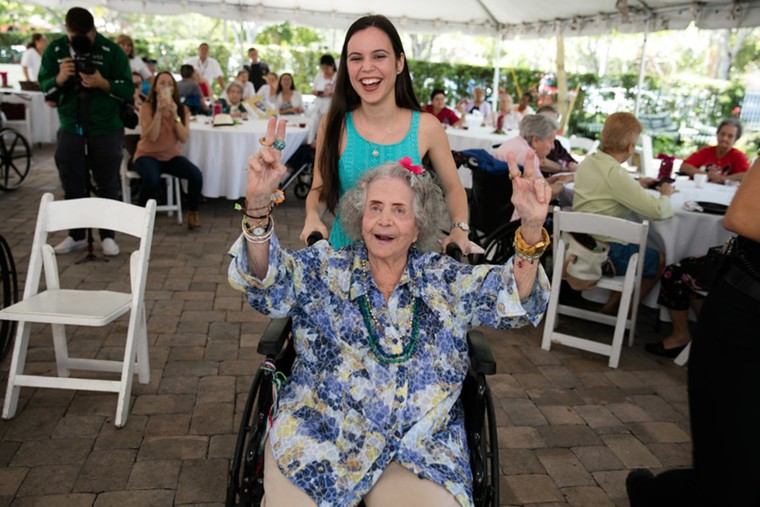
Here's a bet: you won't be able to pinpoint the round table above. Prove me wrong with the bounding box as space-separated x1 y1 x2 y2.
183 118 309 199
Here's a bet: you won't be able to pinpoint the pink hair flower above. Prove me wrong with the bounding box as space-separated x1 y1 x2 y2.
399 156 424 175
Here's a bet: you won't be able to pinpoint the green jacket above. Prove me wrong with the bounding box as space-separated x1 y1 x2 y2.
38 33 133 137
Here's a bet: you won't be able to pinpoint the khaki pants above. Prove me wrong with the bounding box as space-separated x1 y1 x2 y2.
262 441 460 507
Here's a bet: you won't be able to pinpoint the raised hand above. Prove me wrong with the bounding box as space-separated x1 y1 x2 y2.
246 117 288 209
507 149 551 238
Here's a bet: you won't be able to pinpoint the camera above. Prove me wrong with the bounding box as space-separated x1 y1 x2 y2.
74 54 95 75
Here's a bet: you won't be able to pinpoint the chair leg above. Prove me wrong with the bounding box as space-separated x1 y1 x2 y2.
135 306 150 384
2 323 31 420
51 323 71 377
115 324 140 428
173 177 183 225
164 177 174 217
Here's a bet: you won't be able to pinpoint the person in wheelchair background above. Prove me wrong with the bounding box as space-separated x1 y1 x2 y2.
227 118 551 506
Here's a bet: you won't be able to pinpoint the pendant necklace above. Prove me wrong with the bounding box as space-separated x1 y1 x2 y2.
358 258 421 365
357 111 396 157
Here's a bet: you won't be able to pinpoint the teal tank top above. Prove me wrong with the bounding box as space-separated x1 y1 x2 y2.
330 110 422 248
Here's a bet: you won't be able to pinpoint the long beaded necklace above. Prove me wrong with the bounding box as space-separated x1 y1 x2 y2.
358 259 421 365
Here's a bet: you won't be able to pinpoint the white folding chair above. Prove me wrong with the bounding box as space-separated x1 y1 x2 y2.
542 207 649 368
0 193 157 427
120 148 183 224
0 93 34 147
634 133 655 177
568 135 599 154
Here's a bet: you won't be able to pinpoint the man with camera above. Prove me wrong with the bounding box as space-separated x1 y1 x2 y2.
38 7 133 257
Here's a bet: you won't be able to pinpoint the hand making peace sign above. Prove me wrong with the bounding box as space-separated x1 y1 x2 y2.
507 149 551 231
246 117 288 209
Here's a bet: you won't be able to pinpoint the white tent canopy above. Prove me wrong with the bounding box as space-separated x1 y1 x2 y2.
27 0 760 38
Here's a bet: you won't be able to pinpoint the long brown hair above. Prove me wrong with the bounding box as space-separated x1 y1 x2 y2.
147 71 186 126
318 15 421 213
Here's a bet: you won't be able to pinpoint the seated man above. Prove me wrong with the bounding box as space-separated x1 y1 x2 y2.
679 118 750 184
572 112 674 313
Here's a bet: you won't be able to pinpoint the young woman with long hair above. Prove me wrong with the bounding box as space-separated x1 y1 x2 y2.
299 15 470 253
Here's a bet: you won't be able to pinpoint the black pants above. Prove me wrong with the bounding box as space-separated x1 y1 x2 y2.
54 129 124 241
637 274 760 506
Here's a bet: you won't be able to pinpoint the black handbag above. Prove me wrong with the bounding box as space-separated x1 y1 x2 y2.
695 237 735 291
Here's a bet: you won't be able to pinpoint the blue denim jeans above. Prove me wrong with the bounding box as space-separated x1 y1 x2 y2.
133 155 203 211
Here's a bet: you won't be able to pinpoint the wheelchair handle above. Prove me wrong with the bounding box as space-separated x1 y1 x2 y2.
445 243 463 262
306 231 323 246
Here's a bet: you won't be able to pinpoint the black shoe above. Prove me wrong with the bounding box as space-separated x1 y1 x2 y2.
645 341 687 358
626 469 654 506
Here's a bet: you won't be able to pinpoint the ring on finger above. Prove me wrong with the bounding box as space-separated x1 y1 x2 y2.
272 139 286 151
259 137 273 147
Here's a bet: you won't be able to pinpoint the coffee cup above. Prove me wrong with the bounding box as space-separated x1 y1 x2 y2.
694 173 708 188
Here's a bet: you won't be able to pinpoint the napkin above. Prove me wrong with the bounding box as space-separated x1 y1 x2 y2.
683 201 703 212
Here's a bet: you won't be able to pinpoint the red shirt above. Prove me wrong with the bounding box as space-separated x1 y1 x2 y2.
684 146 750 175
423 105 460 126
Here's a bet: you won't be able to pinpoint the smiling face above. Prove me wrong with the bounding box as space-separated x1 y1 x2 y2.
346 26 404 107
266 72 277 88
362 177 418 263
279 74 293 91
153 72 176 102
118 40 132 57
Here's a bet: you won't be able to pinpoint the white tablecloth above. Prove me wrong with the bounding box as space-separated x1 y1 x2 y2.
183 118 309 199
3 89 59 144
445 126 517 152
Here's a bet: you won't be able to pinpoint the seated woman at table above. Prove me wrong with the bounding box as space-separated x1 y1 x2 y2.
679 118 750 184
275 73 304 115
423 88 464 128
573 112 674 314
133 71 204 230
492 93 521 132
537 105 578 174
644 255 709 358
229 117 551 506
218 81 249 118
257 71 278 107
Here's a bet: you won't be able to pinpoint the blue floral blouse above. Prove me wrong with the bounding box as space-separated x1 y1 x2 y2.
228 234 549 507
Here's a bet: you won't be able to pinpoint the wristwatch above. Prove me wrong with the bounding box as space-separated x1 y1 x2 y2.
450 222 470 233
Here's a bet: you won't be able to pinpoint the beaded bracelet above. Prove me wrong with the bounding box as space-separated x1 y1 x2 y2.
242 215 274 244
234 190 285 220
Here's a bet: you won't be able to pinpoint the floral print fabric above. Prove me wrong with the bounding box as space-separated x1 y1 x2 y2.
228 234 549 506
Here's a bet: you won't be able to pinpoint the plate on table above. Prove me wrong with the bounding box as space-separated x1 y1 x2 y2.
696 201 728 215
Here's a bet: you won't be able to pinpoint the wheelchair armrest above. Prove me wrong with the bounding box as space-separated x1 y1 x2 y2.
467 330 496 375
257 317 292 356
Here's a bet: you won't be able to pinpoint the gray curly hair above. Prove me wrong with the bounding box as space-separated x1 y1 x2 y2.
520 114 558 142
338 162 448 252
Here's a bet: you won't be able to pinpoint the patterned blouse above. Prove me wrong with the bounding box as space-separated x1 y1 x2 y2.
228 234 550 507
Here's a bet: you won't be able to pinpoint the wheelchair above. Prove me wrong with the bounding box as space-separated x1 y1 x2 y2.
279 144 314 200
0 95 33 190
0 234 19 360
226 246 500 507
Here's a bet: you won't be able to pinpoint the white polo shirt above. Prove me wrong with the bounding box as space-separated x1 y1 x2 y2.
184 55 223 82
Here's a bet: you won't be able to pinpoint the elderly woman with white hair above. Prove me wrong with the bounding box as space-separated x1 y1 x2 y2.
228 117 552 506
494 114 558 169
219 81 250 118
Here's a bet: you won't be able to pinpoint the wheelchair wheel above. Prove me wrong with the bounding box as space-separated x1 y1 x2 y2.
464 372 500 507
0 235 18 360
470 220 520 265
227 340 296 507
0 127 32 191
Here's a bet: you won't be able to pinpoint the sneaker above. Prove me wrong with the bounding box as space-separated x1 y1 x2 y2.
101 237 120 256
53 236 87 254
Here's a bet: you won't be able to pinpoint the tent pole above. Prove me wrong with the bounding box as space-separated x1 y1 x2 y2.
634 17 651 117
492 30 502 112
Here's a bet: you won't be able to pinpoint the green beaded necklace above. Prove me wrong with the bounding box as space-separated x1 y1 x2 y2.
359 259 421 365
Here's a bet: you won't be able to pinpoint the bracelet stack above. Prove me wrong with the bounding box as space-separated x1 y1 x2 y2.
242 215 274 243
513 226 550 268
235 190 285 244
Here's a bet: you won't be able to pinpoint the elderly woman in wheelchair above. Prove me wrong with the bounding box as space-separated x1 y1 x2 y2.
228 118 551 506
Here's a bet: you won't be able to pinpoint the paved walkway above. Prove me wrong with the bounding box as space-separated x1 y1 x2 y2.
0 145 691 506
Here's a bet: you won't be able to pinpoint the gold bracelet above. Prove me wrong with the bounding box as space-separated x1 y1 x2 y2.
513 226 550 257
